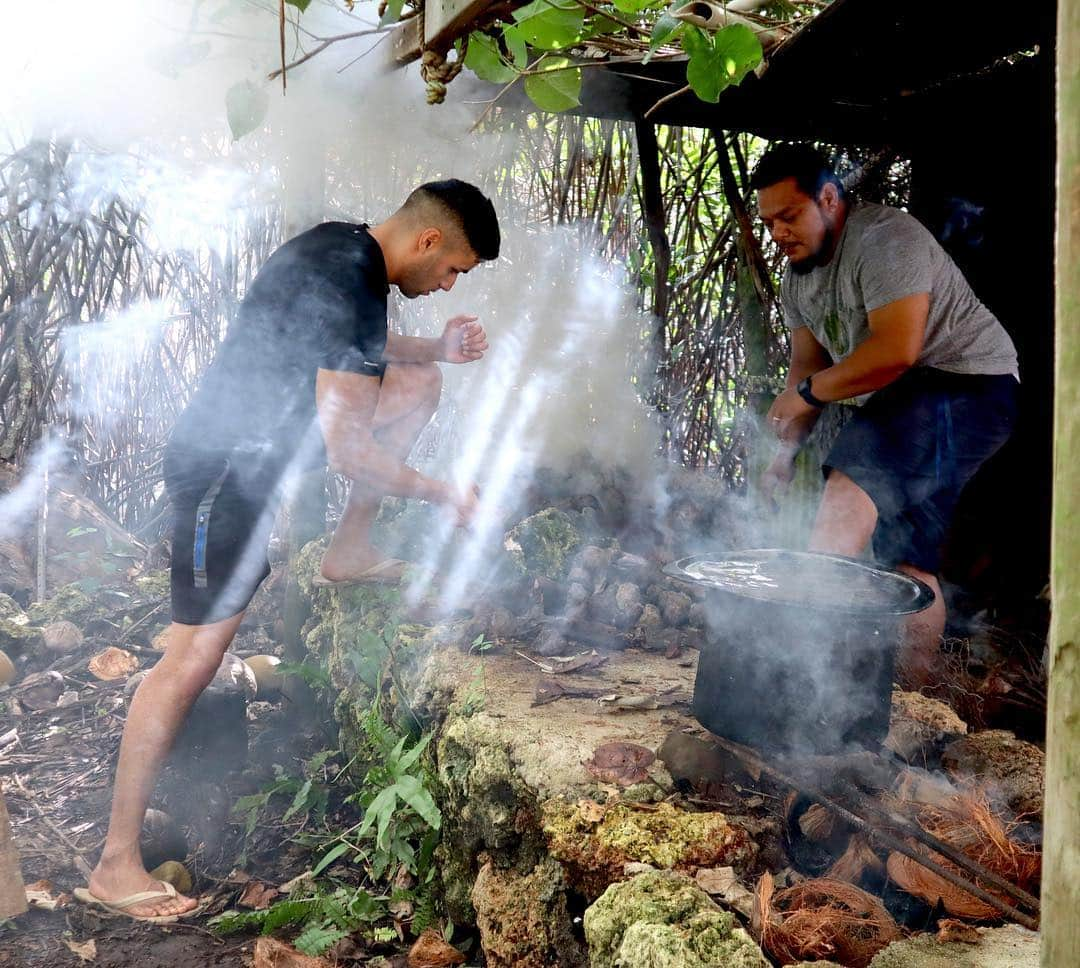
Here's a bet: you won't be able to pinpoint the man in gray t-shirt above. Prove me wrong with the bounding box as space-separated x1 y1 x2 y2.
753 144 1018 688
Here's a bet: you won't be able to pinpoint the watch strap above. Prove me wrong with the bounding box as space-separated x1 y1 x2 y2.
797 376 826 408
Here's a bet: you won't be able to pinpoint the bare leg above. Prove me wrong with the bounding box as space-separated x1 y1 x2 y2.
895 564 946 690
808 469 878 557
88 612 244 917
320 363 442 580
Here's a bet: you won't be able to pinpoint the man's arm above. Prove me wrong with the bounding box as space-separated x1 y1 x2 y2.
381 315 489 365
776 326 832 444
806 292 929 402
316 368 449 504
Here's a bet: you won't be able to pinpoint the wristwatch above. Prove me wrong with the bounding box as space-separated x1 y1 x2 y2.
796 375 826 409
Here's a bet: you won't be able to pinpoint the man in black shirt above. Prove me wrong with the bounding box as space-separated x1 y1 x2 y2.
79 180 500 922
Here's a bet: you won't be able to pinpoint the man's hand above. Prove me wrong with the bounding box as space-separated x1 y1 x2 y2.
760 448 797 508
766 387 818 442
446 482 481 528
441 315 488 364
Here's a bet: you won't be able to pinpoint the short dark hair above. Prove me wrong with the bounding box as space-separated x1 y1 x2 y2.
403 179 501 261
749 143 845 200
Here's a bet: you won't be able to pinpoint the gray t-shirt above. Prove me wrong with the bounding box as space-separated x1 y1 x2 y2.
780 202 1019 393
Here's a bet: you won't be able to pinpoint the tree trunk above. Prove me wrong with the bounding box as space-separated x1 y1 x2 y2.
1043 2 1080 963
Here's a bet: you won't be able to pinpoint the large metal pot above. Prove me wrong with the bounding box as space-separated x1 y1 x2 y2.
664 549 935 755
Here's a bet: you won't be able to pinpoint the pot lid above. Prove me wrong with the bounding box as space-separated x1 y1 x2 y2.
664 549 935 616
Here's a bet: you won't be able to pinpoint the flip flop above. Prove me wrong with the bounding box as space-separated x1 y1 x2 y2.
311 558 411 587
73 883 197 924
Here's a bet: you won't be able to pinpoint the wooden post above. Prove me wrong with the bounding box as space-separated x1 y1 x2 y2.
1043 1 1080 963
0 792 28 919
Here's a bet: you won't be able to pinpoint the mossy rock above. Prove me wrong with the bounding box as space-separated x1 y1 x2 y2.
543 799 755 900
0 593 27 624
584 869 768 968
471 858 586 968
868 925 1038 968
436 711 546 923
27 582 109 627
0 616 43 656
133 569 171 601
503 508 584 581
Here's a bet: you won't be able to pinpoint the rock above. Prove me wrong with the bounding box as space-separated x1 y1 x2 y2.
567 565 593 589
42 620 83 653
215 652 257 701
140 809 187 869
0 617 43 656
0 593 26 623
655 589 692 628
124 670 148 698
503 509 585 581
590 583 643 630
688 603 707 629
148 860 192 894
244 655 284 698
87 647 140 681
27 583 107 628
542 799 755 900
868 924 1039 968
471 858 586 967
583 869 769 968
580 545 616 575
408 927 466 968
132 570 170 600
884 690 967 763
566 582 590 608
637 604 663 628
941 730 1044 818
535 627 570 657
0 649 14 685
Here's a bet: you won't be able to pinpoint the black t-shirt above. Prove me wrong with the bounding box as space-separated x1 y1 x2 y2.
168 221 388 480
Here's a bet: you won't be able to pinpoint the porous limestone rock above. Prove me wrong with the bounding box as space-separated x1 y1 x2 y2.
543 799 755 900
471 858 586 968
27 582 108 627
0 617 43 656
0 593 27 623
885 689 968 762
583 869 768 968
868 924 1039 968
941 730 1045 818
503 509 585 581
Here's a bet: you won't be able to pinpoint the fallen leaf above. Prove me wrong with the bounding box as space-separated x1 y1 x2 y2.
64 939 96 962
583 741 656 786
88 647 140 681
937 918 983 944
548 650 608 675
239 880 279 909
25 879 67 911
408 928 466 968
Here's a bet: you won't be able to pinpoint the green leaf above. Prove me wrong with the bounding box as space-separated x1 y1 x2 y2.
294 923 350 956
648 11 682 53
282 779 313 822
378 0 406 27
396 732 433 774
393 774 442 829
358 786 398 848
611 0 655 12
312 841 352 876
504 26 529 67
225 80 269 141
512 0 585 50
524 59 582 112
683 24 762 103
464 32 518 84
285 0 313 11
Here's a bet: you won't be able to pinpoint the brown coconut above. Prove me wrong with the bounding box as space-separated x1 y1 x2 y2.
0 649 14 686
244 655 284 697
42 620 84 654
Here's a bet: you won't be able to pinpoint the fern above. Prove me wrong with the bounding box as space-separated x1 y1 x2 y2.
293 923 350 955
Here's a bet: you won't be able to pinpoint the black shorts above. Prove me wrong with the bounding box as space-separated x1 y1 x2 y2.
165 450 283 626
823 368 1018 573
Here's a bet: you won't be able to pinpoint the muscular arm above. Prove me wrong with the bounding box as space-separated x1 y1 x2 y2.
806 292 929 403
381 332 445 364
315 368 448 503
777 326 832 446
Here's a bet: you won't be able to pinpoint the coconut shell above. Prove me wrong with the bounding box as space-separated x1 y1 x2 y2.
244 655 283 697
88 647 140 681
149 860 192 894
42 620 84 653
0 650 14 686
140 809 187 870
214 652 256 700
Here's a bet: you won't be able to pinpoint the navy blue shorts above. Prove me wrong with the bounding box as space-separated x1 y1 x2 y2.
165 450 282 626
823 368 1018 573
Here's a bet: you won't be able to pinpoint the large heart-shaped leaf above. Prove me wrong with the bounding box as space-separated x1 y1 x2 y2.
523 58 582 111
464 32 518 84
684 24 761 103
225 80 269 141
512 0 585 50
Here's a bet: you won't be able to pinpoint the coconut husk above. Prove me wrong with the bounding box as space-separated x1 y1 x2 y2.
884 785 1040 921
826 833 886 888
754 875 900 968
88 646 139 681
799 803 839 843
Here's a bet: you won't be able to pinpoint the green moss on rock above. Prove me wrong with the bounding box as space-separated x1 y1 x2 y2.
133 569 171 600
584 869 768 968
471 858 586 968
0 617 42 655
27 583 107 627
544 799 755 900
0 593 27 623
503 508 584 580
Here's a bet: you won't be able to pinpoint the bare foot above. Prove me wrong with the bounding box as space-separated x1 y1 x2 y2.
88 858 197 919
319 547 390 582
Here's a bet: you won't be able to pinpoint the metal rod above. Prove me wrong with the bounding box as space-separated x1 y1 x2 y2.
829 775 1041 913
709 735 1040 931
